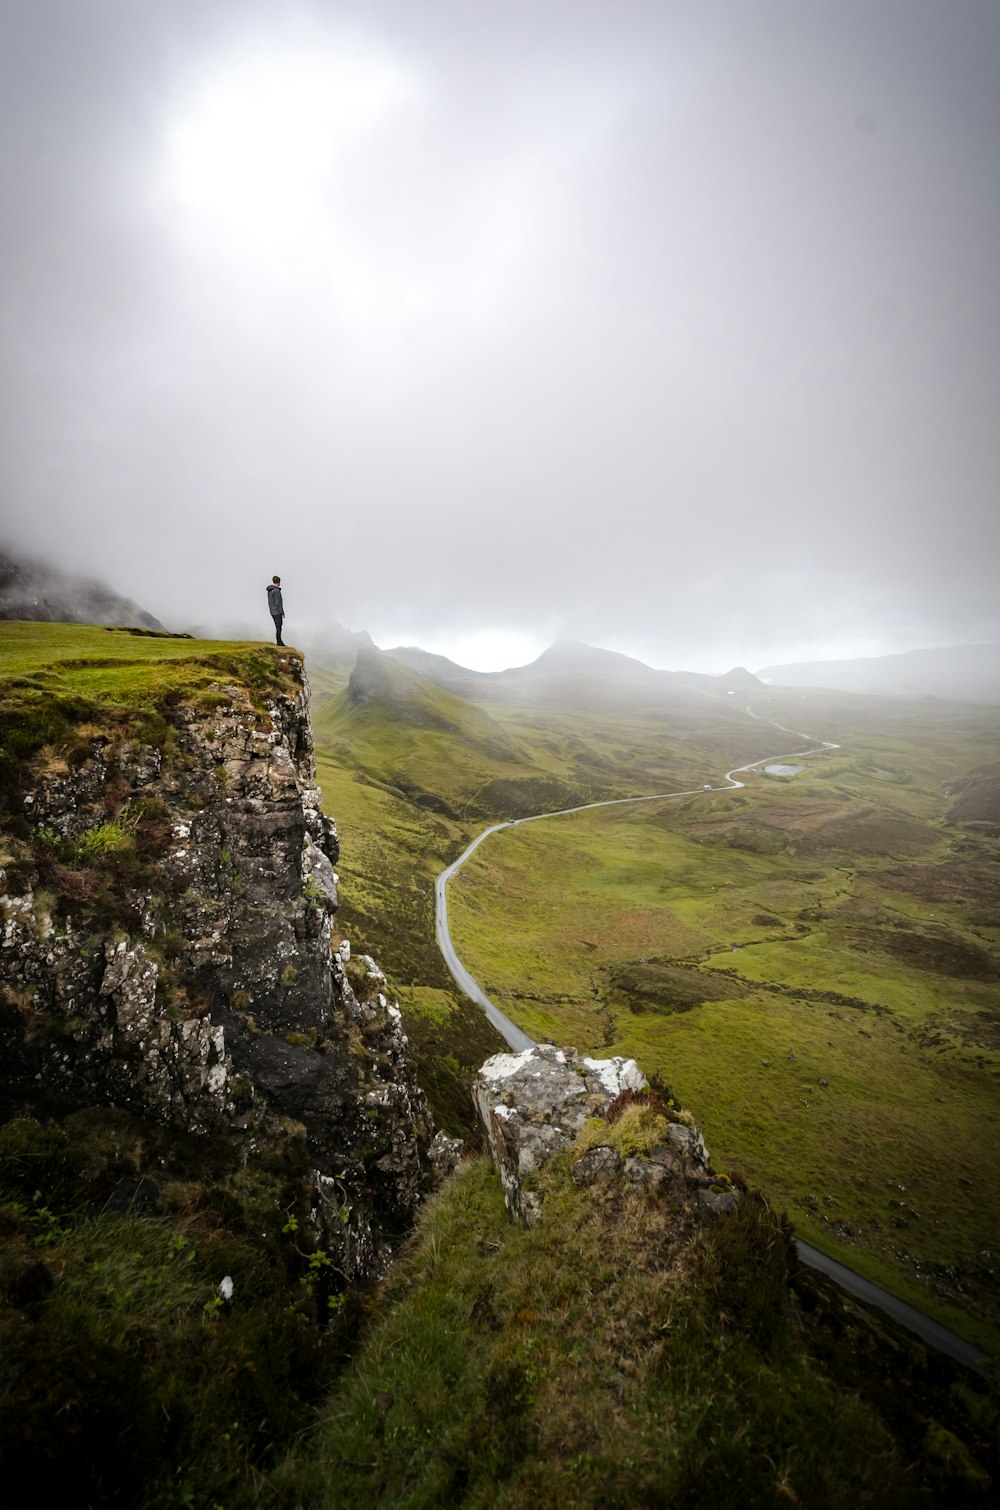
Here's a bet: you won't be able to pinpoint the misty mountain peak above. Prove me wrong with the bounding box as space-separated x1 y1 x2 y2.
718 666 764 687
530 640 658 677
0 548 163 631
347 644 423 708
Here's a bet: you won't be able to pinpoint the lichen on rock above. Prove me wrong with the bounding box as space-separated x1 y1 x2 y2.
473 1043 645 1223
0 646 439 1284
474 1042 738 1224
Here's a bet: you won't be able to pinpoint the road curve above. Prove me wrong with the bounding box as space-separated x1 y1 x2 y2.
435 830 534 1051
432 708 987 1370
433 707 837 1051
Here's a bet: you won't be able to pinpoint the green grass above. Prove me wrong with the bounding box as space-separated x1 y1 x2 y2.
444 716 1000 1352
0 619 295 703
0 1108 344 1505
0 620 303 792
308 647 1000 1352
272 1147 995 1508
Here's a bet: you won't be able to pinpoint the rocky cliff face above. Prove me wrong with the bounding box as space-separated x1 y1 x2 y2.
0 650 444 1283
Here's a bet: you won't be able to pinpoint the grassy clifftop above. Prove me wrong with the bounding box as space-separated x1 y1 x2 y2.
0 620 311 947
0 620 301 779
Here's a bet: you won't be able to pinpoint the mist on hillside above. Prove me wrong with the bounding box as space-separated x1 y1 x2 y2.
0 548 163 631
1 1 998 671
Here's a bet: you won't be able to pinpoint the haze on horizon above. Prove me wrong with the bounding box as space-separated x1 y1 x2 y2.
1 1 998 675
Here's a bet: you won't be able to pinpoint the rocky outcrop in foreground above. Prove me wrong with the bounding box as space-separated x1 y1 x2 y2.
475 1043 738 1225
0 650 446 1283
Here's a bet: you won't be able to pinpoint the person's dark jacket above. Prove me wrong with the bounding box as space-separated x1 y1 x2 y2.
267 583 283 616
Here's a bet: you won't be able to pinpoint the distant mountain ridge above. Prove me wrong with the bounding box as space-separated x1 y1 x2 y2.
346 645 519 756
757 644 1000 705
388 637 765 709
0 549 164 630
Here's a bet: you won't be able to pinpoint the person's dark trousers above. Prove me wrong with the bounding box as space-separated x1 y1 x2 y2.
272 615 284 646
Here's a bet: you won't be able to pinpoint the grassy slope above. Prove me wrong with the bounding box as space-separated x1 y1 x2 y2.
274 1132 995 1508
309 653 784 1136
0 619 301 782
445 693 1000 1351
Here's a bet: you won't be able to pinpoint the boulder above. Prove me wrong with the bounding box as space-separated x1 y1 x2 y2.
474 1043 645 1224
475 1043 739 1225
571 1146 623 1186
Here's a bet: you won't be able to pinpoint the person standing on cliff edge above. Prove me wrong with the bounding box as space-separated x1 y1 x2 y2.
266 576 285 645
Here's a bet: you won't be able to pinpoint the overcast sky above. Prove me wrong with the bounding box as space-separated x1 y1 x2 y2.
1 1 998 672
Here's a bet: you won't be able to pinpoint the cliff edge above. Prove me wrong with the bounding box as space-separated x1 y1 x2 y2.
0 622 442 1284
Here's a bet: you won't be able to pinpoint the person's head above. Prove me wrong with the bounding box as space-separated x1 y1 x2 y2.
272 575 280 584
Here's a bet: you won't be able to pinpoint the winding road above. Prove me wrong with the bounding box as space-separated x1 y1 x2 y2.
435 707 834 1052
433 706 988 1372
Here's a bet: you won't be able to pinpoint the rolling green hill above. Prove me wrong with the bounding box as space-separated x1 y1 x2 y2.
308 634 1000 1355
444 690 1000 1352
317 646 532 814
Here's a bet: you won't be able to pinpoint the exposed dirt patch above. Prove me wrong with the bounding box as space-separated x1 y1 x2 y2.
947 764 1000 827
721 825 787 855
606 958 749 1015
914 1009 1000 1053
689 801 931 861
785 805 933 859
471 776 588 819
879 857 1000 927
833 923 1000 981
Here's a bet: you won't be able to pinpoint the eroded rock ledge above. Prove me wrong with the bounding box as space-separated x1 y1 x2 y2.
0 655 447 1283
475 1043 738 1225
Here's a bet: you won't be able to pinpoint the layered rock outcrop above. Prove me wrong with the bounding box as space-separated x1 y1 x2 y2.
0 653 441 1282
475 1043 738 1225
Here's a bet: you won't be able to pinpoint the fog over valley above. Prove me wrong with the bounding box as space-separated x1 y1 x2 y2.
2 1 998 672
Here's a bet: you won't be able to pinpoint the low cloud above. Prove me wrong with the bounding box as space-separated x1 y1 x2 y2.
2 1 997 671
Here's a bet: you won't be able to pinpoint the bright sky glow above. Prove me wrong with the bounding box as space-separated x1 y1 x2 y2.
160 45 416 252
4 2 999 665
390 627 549 673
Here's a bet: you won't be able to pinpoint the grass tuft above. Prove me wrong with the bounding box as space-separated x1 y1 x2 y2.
272 1151 995 1507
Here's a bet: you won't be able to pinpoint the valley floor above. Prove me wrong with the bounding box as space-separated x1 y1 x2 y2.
313 669 1000 1357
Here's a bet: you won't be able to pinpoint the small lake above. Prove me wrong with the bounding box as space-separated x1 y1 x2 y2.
763 763 805 777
